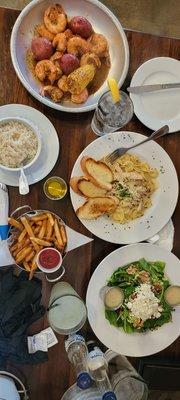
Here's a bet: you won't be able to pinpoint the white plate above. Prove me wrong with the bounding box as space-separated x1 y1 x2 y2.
0 104 59 186
70 131 178 244
10 0 129 113
86 243 180 357
130 57 180 132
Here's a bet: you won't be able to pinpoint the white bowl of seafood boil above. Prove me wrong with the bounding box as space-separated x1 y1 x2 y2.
0 117 41 172
10 0 129 113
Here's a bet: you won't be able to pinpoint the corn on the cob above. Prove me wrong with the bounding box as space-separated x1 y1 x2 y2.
67 64 95 95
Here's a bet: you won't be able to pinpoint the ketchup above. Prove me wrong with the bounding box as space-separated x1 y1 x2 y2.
39 248 61 270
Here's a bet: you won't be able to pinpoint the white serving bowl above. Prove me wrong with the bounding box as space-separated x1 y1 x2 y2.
10 0 129 113
0 117 42 172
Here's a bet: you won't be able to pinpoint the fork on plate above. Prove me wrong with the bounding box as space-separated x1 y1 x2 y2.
105 125 169 164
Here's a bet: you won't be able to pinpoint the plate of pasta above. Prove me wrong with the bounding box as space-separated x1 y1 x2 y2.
70 131 178 244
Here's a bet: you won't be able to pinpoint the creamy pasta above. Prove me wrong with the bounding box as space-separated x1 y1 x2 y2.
106 154 158 223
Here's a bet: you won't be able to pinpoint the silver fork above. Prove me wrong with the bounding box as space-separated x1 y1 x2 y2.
105 125 169 164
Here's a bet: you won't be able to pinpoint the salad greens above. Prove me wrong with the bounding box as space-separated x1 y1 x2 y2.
105 258 173 333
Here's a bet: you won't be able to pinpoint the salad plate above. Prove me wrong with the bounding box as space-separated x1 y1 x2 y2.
86 243 180 357
0 104 59 186
70 131 178 244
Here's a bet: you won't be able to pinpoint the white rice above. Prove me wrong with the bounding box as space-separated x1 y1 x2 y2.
0 120 38 168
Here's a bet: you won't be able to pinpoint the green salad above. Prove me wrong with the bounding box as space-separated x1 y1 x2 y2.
105 258 173 333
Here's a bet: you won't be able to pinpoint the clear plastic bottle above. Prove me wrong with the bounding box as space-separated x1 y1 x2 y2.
65 334 92 390
87 344 117 400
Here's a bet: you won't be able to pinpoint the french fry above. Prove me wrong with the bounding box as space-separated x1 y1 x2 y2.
8 217 24 231
47 212 54 226
30 237 52 247
30 239 40 252
23 261 31 271
10 242 18 252
54 219 63 247
36 221 43 226
25 250 35 262
38 219 47 239
60 225 67 246
46 218 53 240
54 239 64 252
18 229 27 243
21 216 35 237
17 237 30 250
34 225 42 235
30 214 47 222
29 255 38 280
16 246 32 263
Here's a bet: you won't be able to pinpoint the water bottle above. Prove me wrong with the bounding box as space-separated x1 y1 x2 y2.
65 334 92 390
0 183 9 240
87 343 117 400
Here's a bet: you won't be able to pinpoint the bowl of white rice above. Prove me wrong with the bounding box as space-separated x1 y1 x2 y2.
0 117 41 171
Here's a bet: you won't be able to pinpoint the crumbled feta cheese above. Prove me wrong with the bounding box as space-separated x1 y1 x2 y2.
126 283 162 322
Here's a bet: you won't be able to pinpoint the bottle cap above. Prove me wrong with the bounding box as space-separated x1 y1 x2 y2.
102 392 117 400
77 372 92 390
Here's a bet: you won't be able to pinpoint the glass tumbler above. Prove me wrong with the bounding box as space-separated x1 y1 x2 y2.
91 90 134 136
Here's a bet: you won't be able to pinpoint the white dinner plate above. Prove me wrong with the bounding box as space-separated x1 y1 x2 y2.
86 243 180 357
130 57 180 132
70 131 178 244
0 104 59 186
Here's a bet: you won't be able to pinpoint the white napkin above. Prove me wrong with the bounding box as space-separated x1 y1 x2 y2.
147 219 174 251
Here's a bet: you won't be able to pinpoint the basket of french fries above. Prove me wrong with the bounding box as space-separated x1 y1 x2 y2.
8 206 67 279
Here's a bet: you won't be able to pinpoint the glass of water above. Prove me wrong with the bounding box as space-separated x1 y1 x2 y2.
91 90 134 136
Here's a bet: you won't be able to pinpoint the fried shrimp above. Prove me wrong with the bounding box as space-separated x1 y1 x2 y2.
88 33 108 56
53 33 67 52
64 29 74 40
67 37 92 56
36 23 55 41
35 60 59 84
50 51 63 62
71 88 89 104
44 4 67 34
41 85 63 102
57 75 69 92
80 52 101 69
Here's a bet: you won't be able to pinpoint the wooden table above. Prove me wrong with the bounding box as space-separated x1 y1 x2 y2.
0 7 180 399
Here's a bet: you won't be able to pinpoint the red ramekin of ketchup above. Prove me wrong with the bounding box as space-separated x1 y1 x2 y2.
37 248 62 273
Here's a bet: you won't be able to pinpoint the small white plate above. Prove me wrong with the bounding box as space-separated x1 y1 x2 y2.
70 131 178 244
0 104 59 186
86 243 180 357
130 57 180 132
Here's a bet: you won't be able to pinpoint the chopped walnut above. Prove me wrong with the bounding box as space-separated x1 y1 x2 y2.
133 318 144 329
152 282 162 293
138 270 150 283
126 265 138 275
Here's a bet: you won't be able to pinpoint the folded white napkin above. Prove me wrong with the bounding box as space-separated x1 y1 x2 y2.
147 219 174 251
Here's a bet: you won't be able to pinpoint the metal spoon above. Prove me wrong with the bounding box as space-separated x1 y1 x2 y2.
19 157 29 195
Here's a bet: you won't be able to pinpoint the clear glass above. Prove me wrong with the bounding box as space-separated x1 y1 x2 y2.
91 91 134 136
48 282 87 335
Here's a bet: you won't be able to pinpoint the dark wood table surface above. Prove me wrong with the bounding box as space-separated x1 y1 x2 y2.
0 6 180 399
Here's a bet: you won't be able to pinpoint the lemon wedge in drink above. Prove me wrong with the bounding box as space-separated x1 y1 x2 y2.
107 77 120 103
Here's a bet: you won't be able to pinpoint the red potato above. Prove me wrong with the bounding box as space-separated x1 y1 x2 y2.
31 37 54 61
69 16 93 39
60 54 80 75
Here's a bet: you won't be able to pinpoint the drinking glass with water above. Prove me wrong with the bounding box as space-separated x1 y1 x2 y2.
91 90 134 136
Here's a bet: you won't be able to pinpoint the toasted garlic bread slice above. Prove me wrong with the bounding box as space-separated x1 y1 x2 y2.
76 196 118 219
70 176 88 196
80 157 113 190
70 176 107 197
78 179 107 198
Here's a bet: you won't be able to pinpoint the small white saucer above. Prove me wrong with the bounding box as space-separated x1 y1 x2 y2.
130 57 180 132
0 104 59 186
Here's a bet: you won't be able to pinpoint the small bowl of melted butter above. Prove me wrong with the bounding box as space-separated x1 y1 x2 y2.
44 176 67 200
